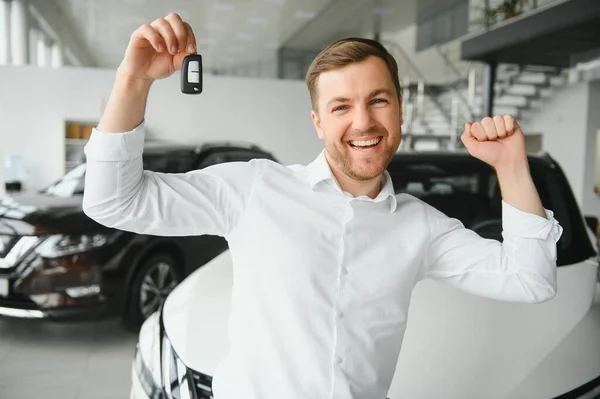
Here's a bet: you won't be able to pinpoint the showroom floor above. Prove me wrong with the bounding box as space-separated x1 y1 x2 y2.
0 317 136 399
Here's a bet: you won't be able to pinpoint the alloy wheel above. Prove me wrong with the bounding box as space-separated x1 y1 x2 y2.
139 261 179 319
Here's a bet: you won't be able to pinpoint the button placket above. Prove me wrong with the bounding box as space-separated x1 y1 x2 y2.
332 202 353 378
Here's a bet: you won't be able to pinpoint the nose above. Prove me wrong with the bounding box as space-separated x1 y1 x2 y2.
351 105 375 132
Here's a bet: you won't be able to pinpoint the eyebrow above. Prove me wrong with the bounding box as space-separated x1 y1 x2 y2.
325 88 395 108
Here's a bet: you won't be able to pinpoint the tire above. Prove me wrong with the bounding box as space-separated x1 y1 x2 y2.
123 252 183 331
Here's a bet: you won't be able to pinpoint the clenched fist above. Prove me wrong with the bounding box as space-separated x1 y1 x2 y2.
461 115 527 170
117 13 197 82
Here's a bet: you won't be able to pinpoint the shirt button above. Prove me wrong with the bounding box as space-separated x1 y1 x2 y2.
341 268 348 276
335 356 343 365
336 310 344 319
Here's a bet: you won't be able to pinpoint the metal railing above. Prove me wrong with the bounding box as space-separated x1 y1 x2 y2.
469 0 567 32
380 40 481 151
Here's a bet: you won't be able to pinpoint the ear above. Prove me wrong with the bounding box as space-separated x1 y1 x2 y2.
311 110 325 140
399 96 403 126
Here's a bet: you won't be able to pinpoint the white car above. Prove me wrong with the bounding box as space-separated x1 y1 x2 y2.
131 152 600 399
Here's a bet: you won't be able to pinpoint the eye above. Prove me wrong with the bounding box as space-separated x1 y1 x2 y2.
371 98 388 105
332 105 348 112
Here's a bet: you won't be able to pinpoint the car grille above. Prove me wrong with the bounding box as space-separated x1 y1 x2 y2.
189 369 213 399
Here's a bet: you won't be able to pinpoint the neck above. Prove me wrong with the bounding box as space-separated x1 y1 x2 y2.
325 152 383 199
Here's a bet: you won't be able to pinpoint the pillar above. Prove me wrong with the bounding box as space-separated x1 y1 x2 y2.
482 62 497 117
10 0 28 65
28 25 38 65
50 40 62 68
0 0 10 65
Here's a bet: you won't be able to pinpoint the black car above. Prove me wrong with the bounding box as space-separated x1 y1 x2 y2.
0 141 277 330
388 151 597 265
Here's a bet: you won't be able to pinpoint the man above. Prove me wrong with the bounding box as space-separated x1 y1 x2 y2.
83 13 562 399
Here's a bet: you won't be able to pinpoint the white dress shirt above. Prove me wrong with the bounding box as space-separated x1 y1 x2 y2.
83 122 563 399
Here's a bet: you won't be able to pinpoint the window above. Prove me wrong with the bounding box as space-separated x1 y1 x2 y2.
143 153 194 173
43 163 87 197
197 150 272 169
42 152 194 198
390 161 496 235
387 156 595 266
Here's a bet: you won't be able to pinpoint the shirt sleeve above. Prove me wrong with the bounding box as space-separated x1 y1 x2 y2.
420 200 563 303
82 121 259 237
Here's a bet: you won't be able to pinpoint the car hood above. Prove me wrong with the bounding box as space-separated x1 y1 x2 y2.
163 251 233 375
160 251 600 398
0 193 98 235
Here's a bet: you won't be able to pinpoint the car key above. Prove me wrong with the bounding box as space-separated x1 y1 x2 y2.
181 54 203 94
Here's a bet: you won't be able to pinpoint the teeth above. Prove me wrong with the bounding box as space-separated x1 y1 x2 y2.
350 138 381 147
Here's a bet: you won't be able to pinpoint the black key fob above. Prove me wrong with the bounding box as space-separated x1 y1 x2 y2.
181 54 203 94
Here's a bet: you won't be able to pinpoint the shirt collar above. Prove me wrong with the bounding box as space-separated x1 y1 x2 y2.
306 150 397 213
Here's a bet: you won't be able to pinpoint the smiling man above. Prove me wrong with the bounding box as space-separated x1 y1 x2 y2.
309 40 403 199
83 14 563 399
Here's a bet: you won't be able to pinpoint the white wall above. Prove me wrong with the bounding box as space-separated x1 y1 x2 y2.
0 65 320 192
381 25 474 85
519 80 600 218
520 82 591 211
582 81 600 217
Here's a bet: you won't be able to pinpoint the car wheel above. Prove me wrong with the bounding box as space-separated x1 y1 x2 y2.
124 253 183 331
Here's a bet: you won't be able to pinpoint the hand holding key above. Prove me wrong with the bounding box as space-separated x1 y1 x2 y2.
117 13 197 82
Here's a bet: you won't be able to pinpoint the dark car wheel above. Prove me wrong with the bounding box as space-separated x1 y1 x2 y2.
124 253 183 331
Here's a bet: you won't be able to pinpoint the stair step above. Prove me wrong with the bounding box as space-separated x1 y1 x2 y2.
495 95 528 107
523 65 561 74
505 84 538 96
493 106 520 115
517 73 548 85
529 100 543 109
496 70 520 81
413 141 443 151
549 76 566 86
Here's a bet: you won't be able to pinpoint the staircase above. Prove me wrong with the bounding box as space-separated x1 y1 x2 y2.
391 0 577 152
398 62 571 152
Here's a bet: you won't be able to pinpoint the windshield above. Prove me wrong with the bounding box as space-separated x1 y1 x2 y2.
43 154 192 198
43 163 87 197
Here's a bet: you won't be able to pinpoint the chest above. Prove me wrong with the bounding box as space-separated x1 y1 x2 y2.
234 178 429 294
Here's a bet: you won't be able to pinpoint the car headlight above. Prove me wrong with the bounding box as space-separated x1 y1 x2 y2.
134 344 167 399
161 333 195 399
136 307 214 399
35 231 121 258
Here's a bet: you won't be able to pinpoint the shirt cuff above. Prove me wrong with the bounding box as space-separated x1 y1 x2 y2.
502 200 563 241
84 120 145 162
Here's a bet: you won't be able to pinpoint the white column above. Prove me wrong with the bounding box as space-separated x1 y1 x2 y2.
0 0 10 65
28 25 38 65
10 0 28 65
50 41 62 68
36 31 46 67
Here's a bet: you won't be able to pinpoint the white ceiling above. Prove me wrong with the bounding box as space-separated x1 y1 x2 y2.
53 0 419 71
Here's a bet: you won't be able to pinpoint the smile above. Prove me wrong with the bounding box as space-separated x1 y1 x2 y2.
348 137 382 150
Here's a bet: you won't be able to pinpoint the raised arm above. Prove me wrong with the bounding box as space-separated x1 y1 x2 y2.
421 201 562 303
98 12 196 134
82 14 257 237
83 123 258 237
420 116 563 303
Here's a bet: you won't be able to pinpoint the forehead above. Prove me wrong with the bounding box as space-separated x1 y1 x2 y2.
316 56 394 101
